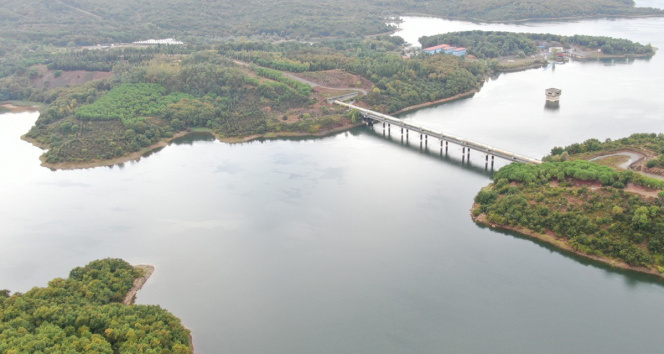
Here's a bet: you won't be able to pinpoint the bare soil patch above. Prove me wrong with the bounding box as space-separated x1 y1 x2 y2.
1 104 37 113
550 177 659 199
625 183 660 199
293 69 373 92
31 65 114 89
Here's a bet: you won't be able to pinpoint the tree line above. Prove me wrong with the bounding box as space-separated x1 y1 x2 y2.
2 0 662 51
548 133 664 169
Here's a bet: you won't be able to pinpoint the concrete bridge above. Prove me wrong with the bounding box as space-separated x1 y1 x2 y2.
334 101 542 166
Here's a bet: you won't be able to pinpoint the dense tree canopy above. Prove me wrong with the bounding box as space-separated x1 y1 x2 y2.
75 83 194 123
0 259 192 353
474 161 664 270
1 0 661 49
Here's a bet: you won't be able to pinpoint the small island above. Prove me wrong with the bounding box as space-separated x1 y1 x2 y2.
0 259 192 353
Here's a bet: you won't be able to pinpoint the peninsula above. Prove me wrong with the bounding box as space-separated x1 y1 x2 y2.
472 154 664 279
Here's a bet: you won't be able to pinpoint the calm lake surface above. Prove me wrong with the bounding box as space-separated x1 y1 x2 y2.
3 12 664 354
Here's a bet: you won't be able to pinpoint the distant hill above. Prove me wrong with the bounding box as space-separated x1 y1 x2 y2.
1 0 662 45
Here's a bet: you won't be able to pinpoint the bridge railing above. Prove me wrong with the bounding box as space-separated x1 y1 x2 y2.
334 100 542 165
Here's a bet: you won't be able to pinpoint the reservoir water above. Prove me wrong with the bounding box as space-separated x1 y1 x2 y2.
2 11 664 353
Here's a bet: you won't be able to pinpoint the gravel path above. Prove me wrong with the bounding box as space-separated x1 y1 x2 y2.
281 72 368 95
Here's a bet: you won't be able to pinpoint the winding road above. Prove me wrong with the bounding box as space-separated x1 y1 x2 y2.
590 151 664 181
589 151 643 169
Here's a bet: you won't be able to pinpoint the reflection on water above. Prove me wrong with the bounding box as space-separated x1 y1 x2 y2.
170 132 216 146
364 126 497 177
544 101 560 110
474 222 664 288
141 146 164 158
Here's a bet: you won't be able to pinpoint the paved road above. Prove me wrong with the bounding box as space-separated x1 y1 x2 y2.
590 151 643 169
590 151 664 181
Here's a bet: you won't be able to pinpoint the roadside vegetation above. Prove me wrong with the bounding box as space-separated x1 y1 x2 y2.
547 133 664 177
0 259 192 353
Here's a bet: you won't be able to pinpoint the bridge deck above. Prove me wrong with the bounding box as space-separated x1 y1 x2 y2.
335 101 542 165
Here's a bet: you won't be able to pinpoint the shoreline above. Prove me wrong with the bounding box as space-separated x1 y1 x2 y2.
211 121 363 143
1 102 41 113
22 131 191 170
470 203 664 280
395 12 664 25
23 122 363 170
573 52 655 61
495 61 547 73
123 265 195 352
390 90 477 115
123 264 155 305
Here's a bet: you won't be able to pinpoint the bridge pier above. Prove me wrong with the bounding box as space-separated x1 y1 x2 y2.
337 101 541 165
485 154 489 169
388 123 390 135
462 146 465 155
425 135 428 146
491 155 495 169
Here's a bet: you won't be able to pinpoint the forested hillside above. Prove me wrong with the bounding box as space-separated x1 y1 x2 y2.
0 0 661 47
221 39 488 112
0 259 192 353
0 36 489 165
